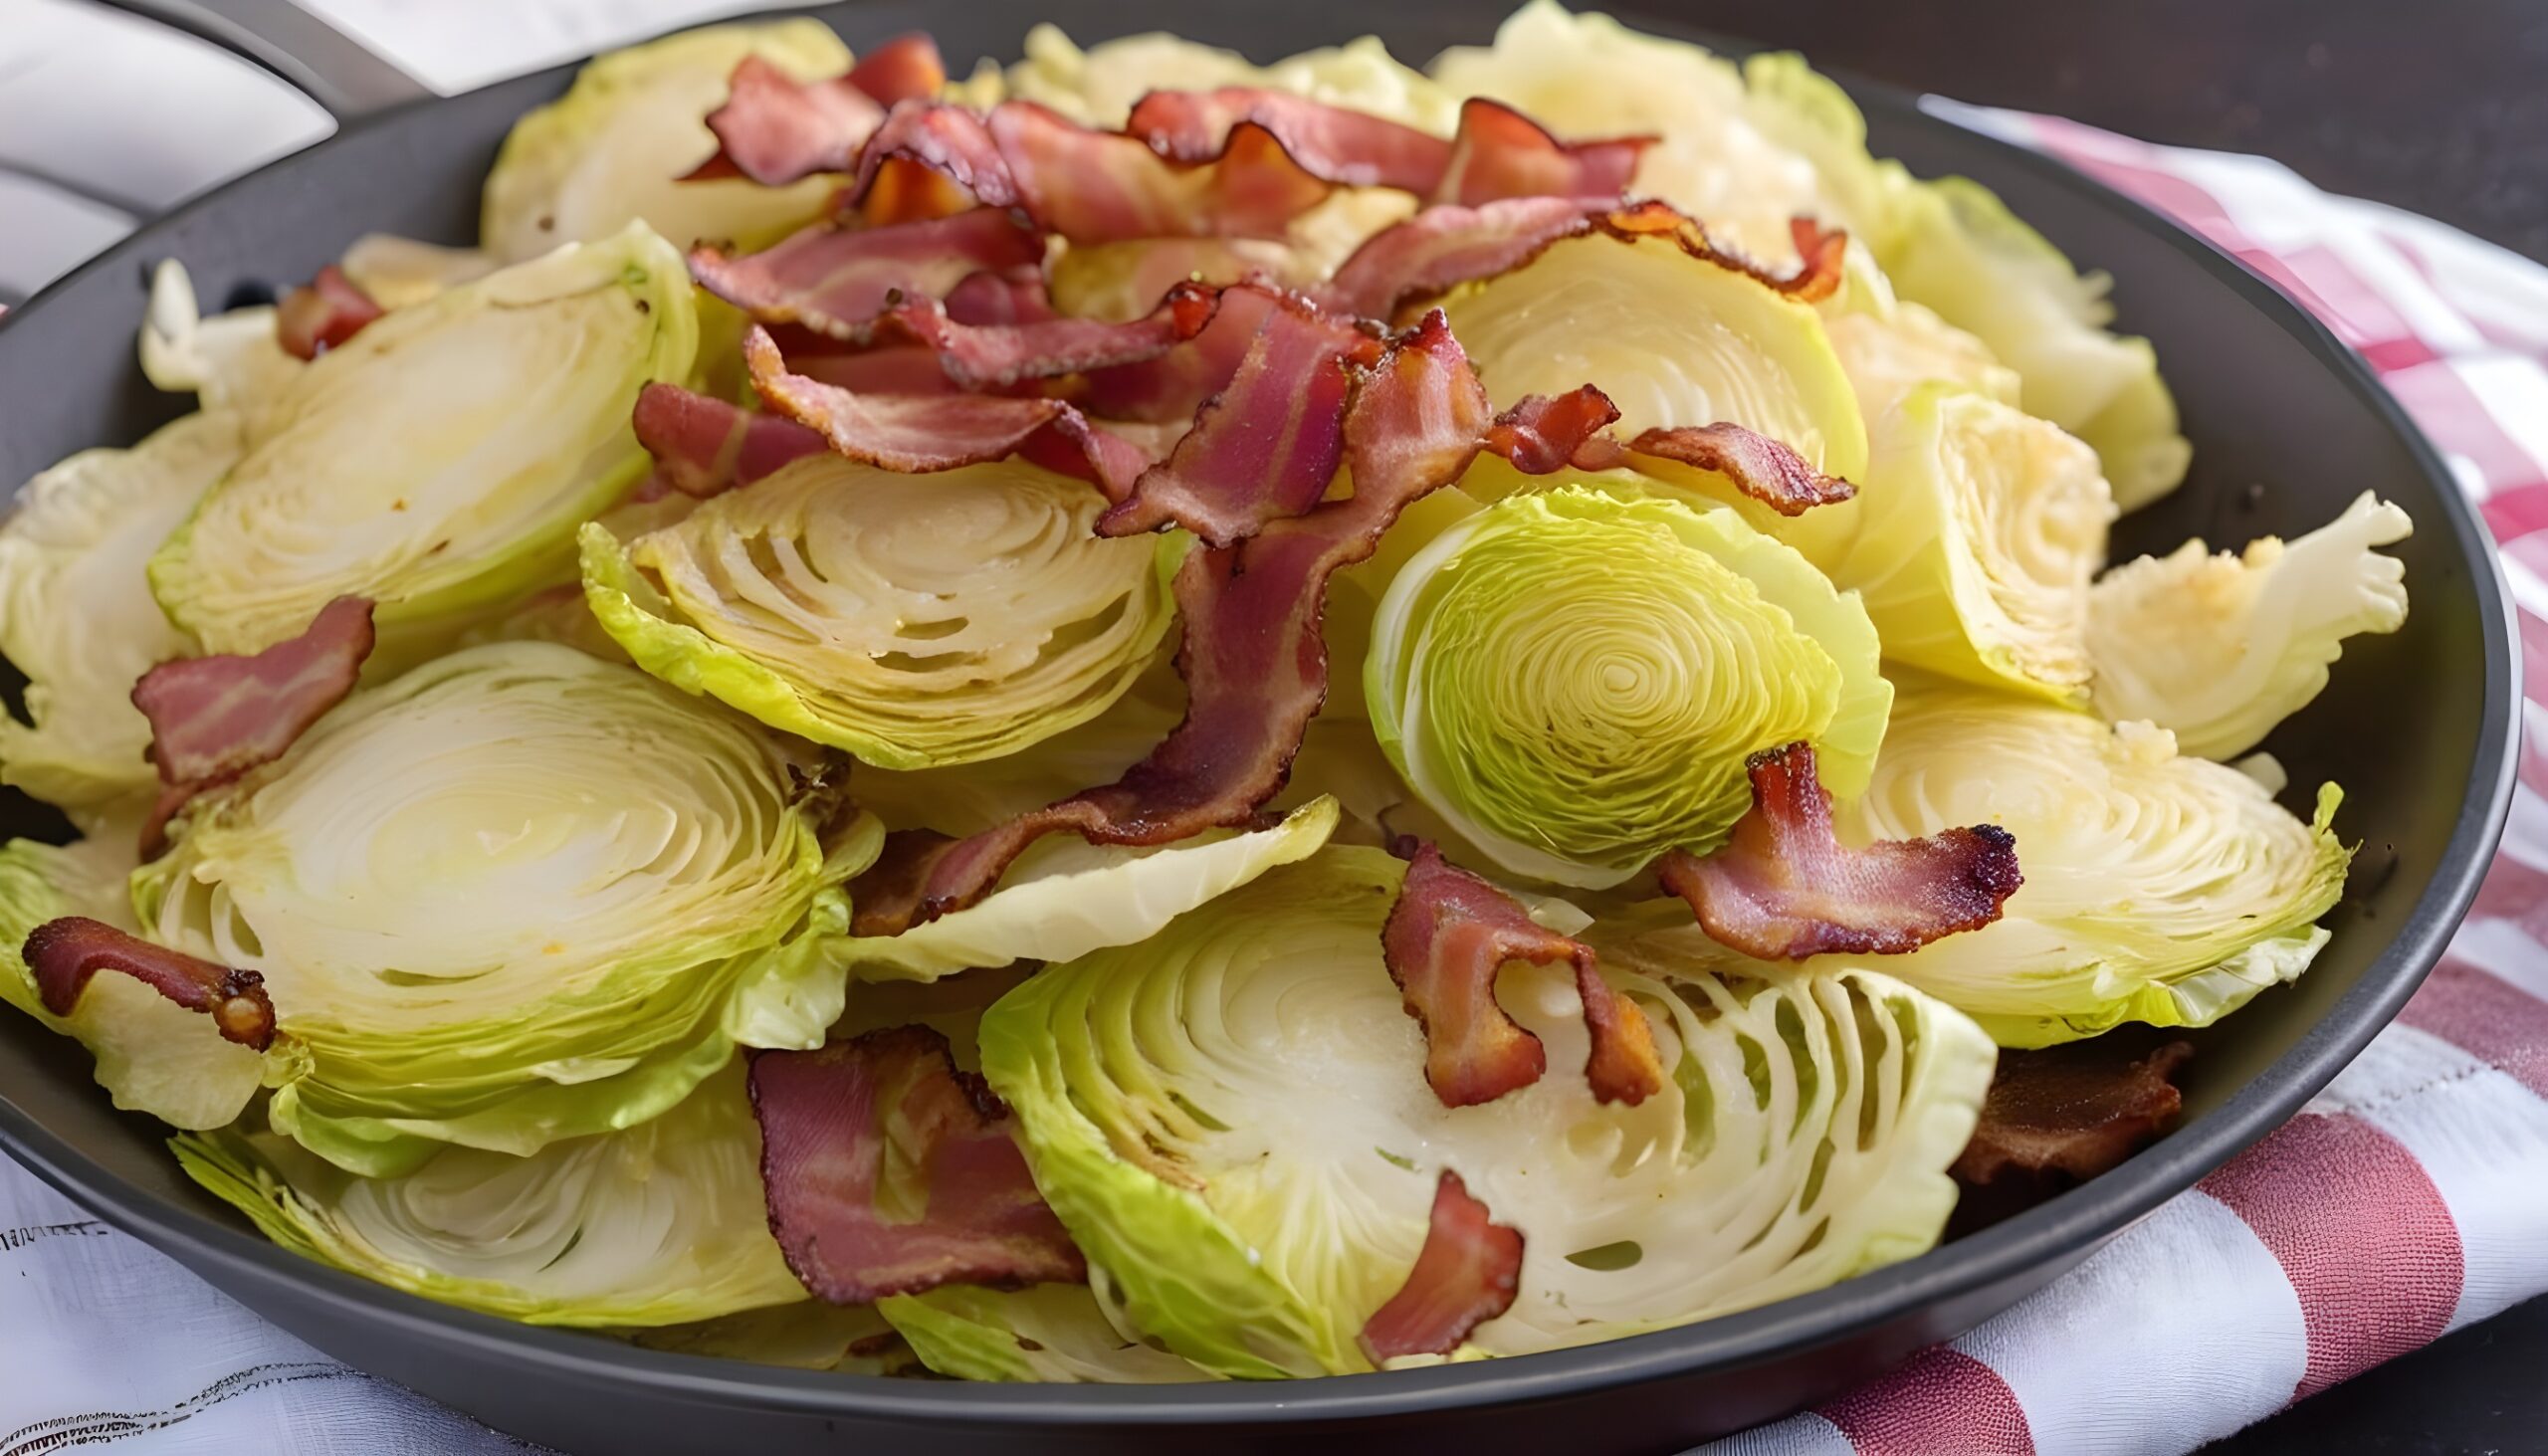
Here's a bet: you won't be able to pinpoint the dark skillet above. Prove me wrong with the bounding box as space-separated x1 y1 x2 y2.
0 3 2520 1452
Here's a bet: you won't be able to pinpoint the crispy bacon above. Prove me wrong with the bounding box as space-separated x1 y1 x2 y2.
688 208 1045 337
684 36 947 186
1481 387 1628 475
1381 842 1662 1108
131 595 376 858
1359 1171 1524 1361
849 312 1492 934
1955 1040 2194 1186
1599 201 1847 304
1656 742 2022 960
744 326 1151 501
808 280 1221 393
1625 423 1856 516
23 917 275 1049
1430 98 1649 206
1125 87 1456 192
631 382 829 498
750 1025 1084 1305
849 101 1020 211
275 266 382 360
1078 285 1283 423
1096 292 1381 545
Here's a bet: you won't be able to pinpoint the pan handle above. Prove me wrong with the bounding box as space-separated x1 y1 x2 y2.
92 0 435 123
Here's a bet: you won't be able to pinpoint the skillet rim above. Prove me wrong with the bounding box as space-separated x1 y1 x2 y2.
0 6 2520 1427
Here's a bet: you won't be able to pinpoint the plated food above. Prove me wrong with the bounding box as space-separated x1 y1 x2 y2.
0 3 2414 1384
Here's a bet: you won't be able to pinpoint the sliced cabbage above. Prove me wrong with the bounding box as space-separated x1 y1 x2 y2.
623 1300 911 1373
481 20 856 262
172 1057 803 1327
0 412 232 812
0 832 264 1130
1822 296 2021 425
1630 683 2350 1047
1366 489 1888 889
882 1281 1210 1383
1433 232 1869 484
579 455 1181 769
999 23 1456 131
1428 3 1827 261
2087 493 2412 759
979 848 1994 1376
849 666 1183 838
130 642 879 1175
136 260 302 428
1829 384 2115 701
336 233 498 311
148 224 697 659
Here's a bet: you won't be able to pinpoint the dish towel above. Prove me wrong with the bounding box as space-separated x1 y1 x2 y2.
8 18 2548 1456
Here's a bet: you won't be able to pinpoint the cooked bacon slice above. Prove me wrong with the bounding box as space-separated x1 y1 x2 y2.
750 1025 1085 1305
631 382 829 498
849 101 1021 211
1326 198 1846 322
850 312 1491 934
684 36 947 186
1359 1171 1524 1361
24 917 276 1049
1382 842 1662 1108
1125 88 1456 192
688 208 1044 338
131 595 376 858
1430 98 1649 206
743 326 1150 500
275 266 382 360
803 280 1221 393
1097 292 1381 545
1955 1040 2194 1186
1625 423 1856 516
1656 742 2022 959
1481 387 1628 475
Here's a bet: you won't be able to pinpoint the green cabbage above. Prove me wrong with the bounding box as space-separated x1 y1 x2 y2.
136 261 302 429
1365 488 1888 888
622 1300 912 1373
1829 383 2115 701
1820 280 2022 425
481 20 857 262
0 833 264 1130
337 233 498 311
0 412 232 813
995 23 1456 131
979 848 1994 1376
579 455 1182 769
148 224 698 659
173 1057 804 1326
882 1282 1209 1383
1627 682 2351 1047
130 642 879 1175
2087 493 2412 758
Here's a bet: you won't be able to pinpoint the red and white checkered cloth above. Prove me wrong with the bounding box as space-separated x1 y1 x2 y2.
3 88 2545 1456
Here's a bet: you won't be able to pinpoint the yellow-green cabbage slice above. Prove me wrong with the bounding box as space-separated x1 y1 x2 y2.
1366 489 1888 889
2087 493 2412 759
993 22 1456 131
0 832 263 1130
136 260 303 430
1831 383 2115 701
979 848 1993 1376
130 641 878 1176
883 1275 1212 1383
481 19 856 261
578 455 1182 770
148 223 697 659
0 412 232 813
173 1057 804 1327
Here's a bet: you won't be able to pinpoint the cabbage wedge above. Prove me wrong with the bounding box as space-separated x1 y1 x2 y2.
2087 493 2412 759
1632 683 2351 1047
995 22 1456 131
1366 489 1889 889
883 1282 1210 1383
481 20 857 261
173 1058 805 1327
0 833 264 1130
0 411 233 812
1830 383 2116 701
979 848 1994 1376
131 642 880 1175
579 456 1182 769
136 261 304 431
148 224 698 659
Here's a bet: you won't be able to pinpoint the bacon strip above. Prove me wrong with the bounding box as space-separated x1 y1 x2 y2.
850 312 1491 934
688 208 1045 338
743 326 1151 501
804 280 1221 393
1096 293 1380 545
1481 387 1629 475
1381 842 1662 1108
684 36 946 186
131 595 376 859
631 382 828 498
1124 88 1455 192
1359 1171 1524 1361
750 1025 1085 1305
1954 1040 2194 1186
1430 98 1649 206
275 265 382 360
1625 423 1856 516
1656 742 2022 960
24 917 276 1050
